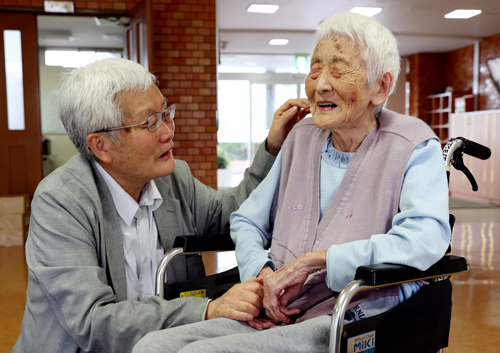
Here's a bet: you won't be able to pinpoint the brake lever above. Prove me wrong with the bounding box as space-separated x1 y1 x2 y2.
451 150 478 191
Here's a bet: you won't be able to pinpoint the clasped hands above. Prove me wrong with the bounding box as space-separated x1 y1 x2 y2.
206 250 327 331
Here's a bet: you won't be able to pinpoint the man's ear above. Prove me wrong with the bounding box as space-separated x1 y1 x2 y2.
86 133 113 164
371 72 394 107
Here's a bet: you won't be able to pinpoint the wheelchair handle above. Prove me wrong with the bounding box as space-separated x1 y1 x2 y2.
456 137 491 160
443 137 491 192
443 137 491 167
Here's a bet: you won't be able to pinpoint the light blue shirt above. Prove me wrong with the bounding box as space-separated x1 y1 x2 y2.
230 137 451 302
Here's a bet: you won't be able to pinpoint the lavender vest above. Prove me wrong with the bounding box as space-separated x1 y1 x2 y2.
269 109 437 322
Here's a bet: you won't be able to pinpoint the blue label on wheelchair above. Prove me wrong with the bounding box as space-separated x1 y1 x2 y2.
347 330 375 353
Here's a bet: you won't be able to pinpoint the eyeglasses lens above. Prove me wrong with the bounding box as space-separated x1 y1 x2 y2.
147 113 160 132
147 105 175 132
169 105 175 120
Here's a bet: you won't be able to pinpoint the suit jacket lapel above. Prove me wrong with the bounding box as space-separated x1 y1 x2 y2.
154 178 188 282
153 179 185 250
93 165 129 302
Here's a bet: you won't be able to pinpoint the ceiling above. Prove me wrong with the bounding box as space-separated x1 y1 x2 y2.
37 0 500 72
37 15 127 50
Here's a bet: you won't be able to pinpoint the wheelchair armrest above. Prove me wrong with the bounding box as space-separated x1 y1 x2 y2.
172 233 235 253
330 255 469 353
155 234 235 298
354 255 469 286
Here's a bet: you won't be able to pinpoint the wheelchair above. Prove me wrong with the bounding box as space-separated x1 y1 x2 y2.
155 137 491 353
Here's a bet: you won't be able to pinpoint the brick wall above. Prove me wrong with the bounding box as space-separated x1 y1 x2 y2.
406 54 420 118
406 53 447 120
151 0 217 188
407 32 500 119
445 45 474 95
0 0 219 188
479 33 500 111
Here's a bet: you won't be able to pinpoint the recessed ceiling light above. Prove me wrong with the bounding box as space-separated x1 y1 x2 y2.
269 39 288 45
247 4 279 14
445 9 482 19
350 7 382 17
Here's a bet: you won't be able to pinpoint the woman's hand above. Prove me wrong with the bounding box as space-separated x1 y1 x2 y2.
262 251 327 323
258 264 274 279
266 98 311 156
205 277 264 321
262 264 306 323
247 314 277 331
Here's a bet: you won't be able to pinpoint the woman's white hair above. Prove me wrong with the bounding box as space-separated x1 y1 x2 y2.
313 12 400 115
58 58 156 160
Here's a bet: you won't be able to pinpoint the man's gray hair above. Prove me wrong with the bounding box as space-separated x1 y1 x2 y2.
58 58 156 160
313 12 400 115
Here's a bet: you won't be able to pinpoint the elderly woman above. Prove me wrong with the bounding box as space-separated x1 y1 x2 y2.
133 12 450 353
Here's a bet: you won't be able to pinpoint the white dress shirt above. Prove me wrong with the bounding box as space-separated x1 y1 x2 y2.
94 161 164 301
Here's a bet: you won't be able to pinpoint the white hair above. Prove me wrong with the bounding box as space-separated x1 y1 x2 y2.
313 12 400 115
58 58 156 160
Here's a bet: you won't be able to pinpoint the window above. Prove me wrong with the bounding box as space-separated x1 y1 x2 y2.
217 73 307 189
44 50 121 68
4 30 25 130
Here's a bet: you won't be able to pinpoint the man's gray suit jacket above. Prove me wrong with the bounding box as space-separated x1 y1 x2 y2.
12 143 275 353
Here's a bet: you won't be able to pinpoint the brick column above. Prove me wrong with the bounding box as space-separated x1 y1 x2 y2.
152 0 218 188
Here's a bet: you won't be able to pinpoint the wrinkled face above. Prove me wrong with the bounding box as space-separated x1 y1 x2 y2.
108 85 176 188
305 35 379 132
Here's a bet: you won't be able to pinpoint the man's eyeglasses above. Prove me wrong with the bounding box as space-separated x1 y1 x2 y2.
92 103 176 133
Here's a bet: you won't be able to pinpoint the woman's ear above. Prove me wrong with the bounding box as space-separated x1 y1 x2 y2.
371 72 394 107
86 133 113 164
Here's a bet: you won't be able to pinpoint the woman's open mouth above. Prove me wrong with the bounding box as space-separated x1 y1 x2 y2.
318 102 338 111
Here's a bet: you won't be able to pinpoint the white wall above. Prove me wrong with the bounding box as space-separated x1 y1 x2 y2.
39 64 78 169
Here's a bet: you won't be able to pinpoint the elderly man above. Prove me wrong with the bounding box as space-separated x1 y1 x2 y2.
133 11 450 353
12 58 310 353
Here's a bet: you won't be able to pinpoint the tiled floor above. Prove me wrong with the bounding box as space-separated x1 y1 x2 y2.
445 207 500 352
1 205 499 352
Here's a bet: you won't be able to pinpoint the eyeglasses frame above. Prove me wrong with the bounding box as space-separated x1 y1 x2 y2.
92 103 176 134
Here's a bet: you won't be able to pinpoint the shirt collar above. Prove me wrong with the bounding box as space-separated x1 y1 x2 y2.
321 135 355 169
93 161 163 226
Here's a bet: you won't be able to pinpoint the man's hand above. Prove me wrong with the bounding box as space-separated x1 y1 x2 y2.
245 264 278 330
266 99 311 156
205 277 264 321
262 251 327 323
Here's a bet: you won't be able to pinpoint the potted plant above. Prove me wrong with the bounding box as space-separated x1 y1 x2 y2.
217 148 232 189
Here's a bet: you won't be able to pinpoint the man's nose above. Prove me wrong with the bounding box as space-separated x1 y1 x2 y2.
159 120 175 141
